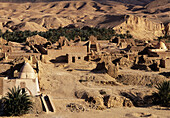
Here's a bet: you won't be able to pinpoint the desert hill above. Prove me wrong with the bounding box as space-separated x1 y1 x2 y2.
0 0 154 5
102 0 154 5
145 0 170 9
0 0 169 40
145 0 170 16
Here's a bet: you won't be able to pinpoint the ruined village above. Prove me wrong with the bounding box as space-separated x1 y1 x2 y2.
0 29 169 117
0 0 169 117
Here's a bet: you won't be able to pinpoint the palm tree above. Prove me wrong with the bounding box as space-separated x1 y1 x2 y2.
152 81 170 107
2 86 33 116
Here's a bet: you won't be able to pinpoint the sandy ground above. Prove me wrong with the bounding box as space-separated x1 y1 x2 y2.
30 61 170 118
0 61 169 118
38 107 170 118
14 106 170 118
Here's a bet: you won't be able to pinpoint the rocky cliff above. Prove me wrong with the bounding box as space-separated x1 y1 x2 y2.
114 15 165 40
0 1 168 40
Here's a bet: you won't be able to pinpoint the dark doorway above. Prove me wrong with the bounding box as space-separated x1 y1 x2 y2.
72 57 75 63
22 88 25 94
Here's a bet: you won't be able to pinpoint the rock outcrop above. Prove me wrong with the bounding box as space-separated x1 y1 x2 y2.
75 90 105 110
121 89 154 107
75 90 133 109
114 15 165 40
104 95 133 108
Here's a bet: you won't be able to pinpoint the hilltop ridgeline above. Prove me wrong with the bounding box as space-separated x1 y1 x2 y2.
0 0 154 5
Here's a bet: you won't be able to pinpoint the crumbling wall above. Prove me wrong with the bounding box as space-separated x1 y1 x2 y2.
160 58 170 69
94 59 119 78
1 45 12 53
62 46 87 55
48 46 87 63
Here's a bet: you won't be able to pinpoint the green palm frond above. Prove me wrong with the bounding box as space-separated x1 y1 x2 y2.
2 86 33 116
153 81 170 107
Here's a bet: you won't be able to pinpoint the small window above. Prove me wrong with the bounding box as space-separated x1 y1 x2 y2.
78 57 81 59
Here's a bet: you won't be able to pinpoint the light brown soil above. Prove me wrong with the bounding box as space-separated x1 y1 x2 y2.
31 61 170 118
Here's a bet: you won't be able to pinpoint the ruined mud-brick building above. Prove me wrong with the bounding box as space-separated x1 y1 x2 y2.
0 37 43 97
0 62 40 97
44 35 88 63
131 41 170 71
0 41 41 62
48 45 87 63
84 35 100 53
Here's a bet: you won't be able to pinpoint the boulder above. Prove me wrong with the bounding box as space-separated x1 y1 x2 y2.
107 63 119 78
104 95 133 108
75 90 105 109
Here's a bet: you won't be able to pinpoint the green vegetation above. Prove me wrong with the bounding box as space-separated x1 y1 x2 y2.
0 27 133 43
2 86 33 116
152 81 170 107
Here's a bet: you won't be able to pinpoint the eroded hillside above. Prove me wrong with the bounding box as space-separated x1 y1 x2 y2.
0 0 169 40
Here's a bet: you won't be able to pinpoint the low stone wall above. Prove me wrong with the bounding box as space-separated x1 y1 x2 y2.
117 73 168 86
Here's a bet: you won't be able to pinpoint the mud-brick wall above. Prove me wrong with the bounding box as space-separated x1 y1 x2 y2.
47 49 64 59
0 78 3 95
3 79 16 96
62 46 87 55
160 58 170 69
47 46 87 60
2 45 12 53
157 51 170 58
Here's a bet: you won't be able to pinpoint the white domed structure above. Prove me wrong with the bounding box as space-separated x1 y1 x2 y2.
19 63 36 79
151 41 168 52
158 41 168 50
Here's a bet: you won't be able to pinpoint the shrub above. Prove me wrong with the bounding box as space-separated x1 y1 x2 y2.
152 81 170 107
2 86 33 116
